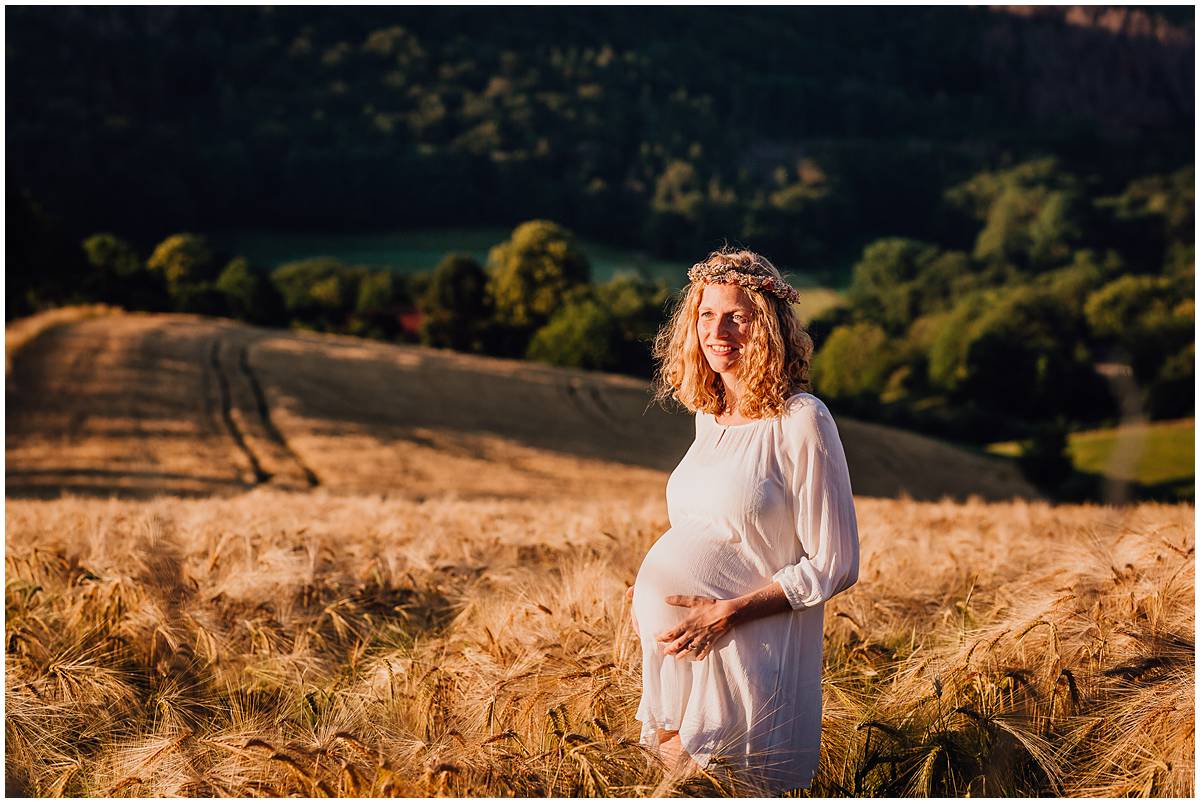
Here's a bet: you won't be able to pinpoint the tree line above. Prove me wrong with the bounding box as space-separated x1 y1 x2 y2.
60 220 674 380
45 154 1195 441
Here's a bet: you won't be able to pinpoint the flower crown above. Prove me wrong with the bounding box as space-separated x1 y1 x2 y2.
686 261 802 304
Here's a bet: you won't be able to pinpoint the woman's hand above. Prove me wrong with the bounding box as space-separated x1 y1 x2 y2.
625 586 640 637
656 595 739 661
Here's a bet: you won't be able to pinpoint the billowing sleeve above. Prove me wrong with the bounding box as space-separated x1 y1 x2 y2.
770 398 860 610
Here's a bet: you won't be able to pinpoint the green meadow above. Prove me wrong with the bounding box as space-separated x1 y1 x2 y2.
1068 418 1195 498
989 419 1195 501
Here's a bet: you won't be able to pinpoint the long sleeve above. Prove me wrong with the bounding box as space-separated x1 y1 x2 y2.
771 397 860 610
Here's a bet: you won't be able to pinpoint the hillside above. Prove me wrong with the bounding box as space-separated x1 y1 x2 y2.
5 311 1038 503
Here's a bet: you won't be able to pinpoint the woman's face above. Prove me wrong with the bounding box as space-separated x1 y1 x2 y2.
696 283 755 375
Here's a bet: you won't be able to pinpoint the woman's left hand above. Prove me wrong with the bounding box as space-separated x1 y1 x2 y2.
656 596 739 661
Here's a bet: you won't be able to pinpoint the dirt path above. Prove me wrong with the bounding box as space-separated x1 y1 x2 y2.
5 315 320 498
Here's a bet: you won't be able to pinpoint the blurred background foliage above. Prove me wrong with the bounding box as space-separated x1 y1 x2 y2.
6 6 1194 498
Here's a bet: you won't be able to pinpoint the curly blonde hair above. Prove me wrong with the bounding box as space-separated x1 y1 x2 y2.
651 247 813 420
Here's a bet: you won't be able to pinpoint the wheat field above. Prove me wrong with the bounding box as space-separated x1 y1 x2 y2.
4 311 1194 797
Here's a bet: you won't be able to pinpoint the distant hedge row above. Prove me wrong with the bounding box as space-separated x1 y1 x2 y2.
59 220 674 380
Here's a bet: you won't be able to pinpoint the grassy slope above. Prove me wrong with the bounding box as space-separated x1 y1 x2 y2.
5 310 1036 503
988 420 1195 500
1069 419 1194 491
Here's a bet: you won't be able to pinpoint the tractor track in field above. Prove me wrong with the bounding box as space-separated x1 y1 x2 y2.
235 340 320 488
208 334 322 489
209 338 271 485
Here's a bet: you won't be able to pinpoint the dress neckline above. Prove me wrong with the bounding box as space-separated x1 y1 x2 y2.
709 392 814 430
712 414 771 430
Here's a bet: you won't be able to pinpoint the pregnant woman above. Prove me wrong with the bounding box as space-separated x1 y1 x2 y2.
629 247 860 793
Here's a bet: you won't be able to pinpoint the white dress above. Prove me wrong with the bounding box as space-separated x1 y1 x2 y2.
632 392 860 793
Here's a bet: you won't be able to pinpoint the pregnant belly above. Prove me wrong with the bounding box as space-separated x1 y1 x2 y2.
632 524 769 645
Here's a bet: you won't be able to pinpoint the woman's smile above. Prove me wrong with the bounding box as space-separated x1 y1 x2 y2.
697 284 755 372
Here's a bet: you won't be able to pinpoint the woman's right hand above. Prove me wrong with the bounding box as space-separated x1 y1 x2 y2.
626 585 640 637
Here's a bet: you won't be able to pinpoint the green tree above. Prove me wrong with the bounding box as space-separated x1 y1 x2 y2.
82 233 141 277
1084 274 1182 342
1164 242 1194 284
645 160 704 255
526 293 622 371
216 257 257 319
1017 418 1075 494
216 257 285 324
927 294 986 394
1099 166 1194 250
805 304 856 353
593 274 671 376
1148 342 1194 419
883 310 955 403
168 282 227 315
930 286 1103 421
811 322 898 404
351 271 399 338
419 253 492 352
79 232 168 310
1084 274 1193 389
356 271 396 317
849 236 950 331
487 220 590 330
270 257 367 330
147 233 219 287
1033 249 1124 318
946 158 1086 271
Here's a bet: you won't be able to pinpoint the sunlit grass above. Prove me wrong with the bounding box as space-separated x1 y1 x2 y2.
1068 419 1193 489
6 492 1193 797
988 419 1195 499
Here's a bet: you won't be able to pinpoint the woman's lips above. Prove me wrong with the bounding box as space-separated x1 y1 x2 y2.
709 345 739 355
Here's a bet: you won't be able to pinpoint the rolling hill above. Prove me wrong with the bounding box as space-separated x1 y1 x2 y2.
5 310 1038 503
